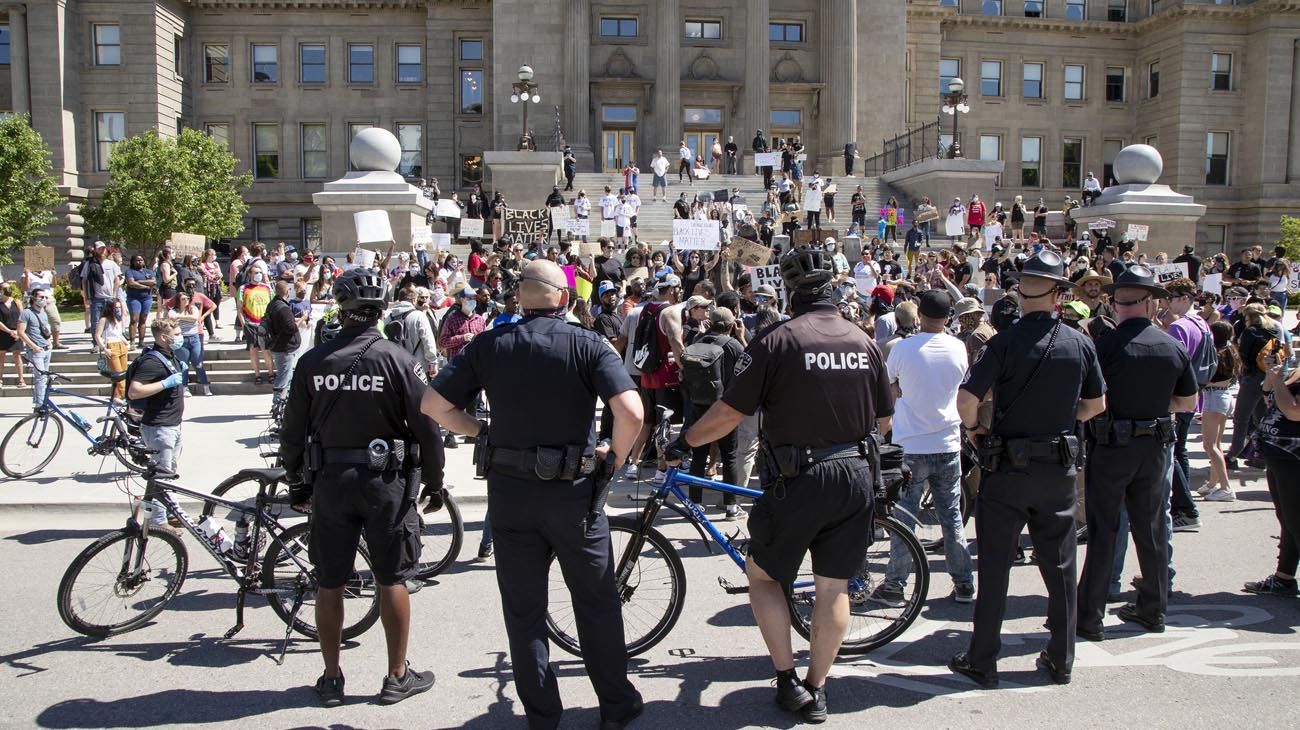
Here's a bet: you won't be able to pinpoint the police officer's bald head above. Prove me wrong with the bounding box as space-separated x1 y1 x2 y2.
519 260 569 309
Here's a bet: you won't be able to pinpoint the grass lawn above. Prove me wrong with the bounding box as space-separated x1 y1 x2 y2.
58 305 87 324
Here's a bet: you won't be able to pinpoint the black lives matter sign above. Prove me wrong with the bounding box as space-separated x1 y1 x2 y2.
501 208 551 245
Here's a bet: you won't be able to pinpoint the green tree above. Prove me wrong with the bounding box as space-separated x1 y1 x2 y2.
0 114 65 262
83 128 252 252
1279 215 1300 262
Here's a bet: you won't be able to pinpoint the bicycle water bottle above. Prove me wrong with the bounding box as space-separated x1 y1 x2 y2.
197 516 234 555
232 518 250 560
69 412 92 432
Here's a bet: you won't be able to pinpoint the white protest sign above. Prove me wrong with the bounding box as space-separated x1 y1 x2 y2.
796 153 807 163
411 226 433 250
1088 218 1117 231
1151 262 1189 284
432 233 452 250
754 264 787 301
354 210 393 244
945 214 965 237
1291 262 1300 289
802 189 822 212
672 219 722 250
1201 272 1223 296
599 219 616 239
459 217 485 239
565 218 590 237
353 247 377 269
549 206 569 230
983 222 1004 250
434 199 462 219
753 152 780 168
1126 223 1150 241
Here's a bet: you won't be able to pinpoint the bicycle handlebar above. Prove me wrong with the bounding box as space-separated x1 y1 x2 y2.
21 355 71 383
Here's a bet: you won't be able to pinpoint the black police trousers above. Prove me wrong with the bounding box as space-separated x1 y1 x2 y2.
1079 438 1171 633
486 472 641 729
968 460 1078 674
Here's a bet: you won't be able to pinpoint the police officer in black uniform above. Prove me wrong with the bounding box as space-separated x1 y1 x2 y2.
950 251 1107 688
421 259 645 730
1078 266 1198 639
666 245 893 723
281 268 445 707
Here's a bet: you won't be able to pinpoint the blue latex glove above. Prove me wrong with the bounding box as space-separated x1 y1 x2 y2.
161 373 184 389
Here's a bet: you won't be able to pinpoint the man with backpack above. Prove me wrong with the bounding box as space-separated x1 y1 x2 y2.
1161 278 1213 530
385 287 438 377
263 281 302 406
678 307 746 520
633 275 686 485
127 317 188 526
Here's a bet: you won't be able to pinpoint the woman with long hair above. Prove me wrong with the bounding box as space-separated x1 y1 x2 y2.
199 248 224 333
155 248 178 316
168 291 212 396
95 299 130 401
1198 321 1240 500
1244 342 1300 596
1228 302 1287 469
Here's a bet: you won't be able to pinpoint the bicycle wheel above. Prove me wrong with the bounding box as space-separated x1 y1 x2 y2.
202 473 288 522
109 419 151 475
911 479 972 552
787 515 930 654
57 527 189 637
261 521 381 640
546 515 686 658
1 411 64 479
412 494 463 579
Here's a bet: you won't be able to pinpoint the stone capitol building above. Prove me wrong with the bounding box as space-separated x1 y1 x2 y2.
2 0 1299 255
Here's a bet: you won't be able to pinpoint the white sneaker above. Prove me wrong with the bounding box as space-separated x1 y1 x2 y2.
724 504 747 522
1204 487 1236 502
651 470 667 485
623 464 639 480
1196 484 1215 497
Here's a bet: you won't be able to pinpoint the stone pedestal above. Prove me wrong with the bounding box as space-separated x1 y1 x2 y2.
311 129 433 256
484 151 563 209
879 158 1005 210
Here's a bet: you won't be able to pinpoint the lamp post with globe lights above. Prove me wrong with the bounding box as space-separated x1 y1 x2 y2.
941 77 971 159
510 65 542 151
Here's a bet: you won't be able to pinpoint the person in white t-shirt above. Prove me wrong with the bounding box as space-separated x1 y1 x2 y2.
599 186 619 221
678 142 693 184
881 289 976 604
573 190 592 243
854 251 880 293
614 194 635 246
625 189 642 243
651 151 670 202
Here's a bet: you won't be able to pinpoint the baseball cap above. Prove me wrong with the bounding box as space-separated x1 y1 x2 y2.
656 274 682 291
456 286 476 299
755 284 778 299
1268 303 1284 317
1063 300 1092 319
709 307 736 330
917 290 954 320
598 281 619 297
684 295 711 310
870 285 895 305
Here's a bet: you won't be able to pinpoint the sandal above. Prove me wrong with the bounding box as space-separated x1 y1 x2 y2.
255 375 264 385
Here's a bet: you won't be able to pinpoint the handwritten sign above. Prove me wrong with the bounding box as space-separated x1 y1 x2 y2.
549 206 569 230
754 264 787 302
1201 272 1223 296
945 214 965 237
915 205 940 224
169 232 206 258
1290 262 1300 290
1126 223 1150 242
411 227 433 250
565 218 590 238
672 219 722 250
432 233 452 250
353 210 393 244
725 237 772 267
753 152 780 168
434 199 462 219
459 217 484 239
1151 262 1189 284
23 246 54 272
1088 218 1117 231
353 247 377 269
501 208 550 245
599 219 616 239
802 188 822 213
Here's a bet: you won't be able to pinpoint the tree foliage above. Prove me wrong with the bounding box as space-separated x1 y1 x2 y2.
0 114 65 262
83 128 252 252
1279 215 1300 262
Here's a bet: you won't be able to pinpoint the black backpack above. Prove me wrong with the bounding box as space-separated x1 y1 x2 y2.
631 302 665 373
679 334 731 405
67 260 85 291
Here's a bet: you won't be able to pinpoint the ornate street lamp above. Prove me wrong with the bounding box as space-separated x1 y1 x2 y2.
941 77 971 159
510 65 542 151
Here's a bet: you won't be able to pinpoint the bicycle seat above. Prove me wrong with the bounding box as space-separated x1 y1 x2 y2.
235 467 287 482
102 370 127 383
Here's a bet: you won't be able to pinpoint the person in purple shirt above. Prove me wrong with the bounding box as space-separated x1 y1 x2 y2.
1159 277 1208 531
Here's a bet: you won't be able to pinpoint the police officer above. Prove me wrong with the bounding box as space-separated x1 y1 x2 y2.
420 259 645 730
1078 266 1198 639
666 245 893 723
280 268 445 707
950 250 1107 688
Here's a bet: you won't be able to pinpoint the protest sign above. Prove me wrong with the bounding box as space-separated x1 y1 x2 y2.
1291 262 1300 289
353 247 377 269
549 206 569 230
434 199 462 219
354 210 393 244
23 246 54 272
753 152 780 168
754 264 787 301
802 188 822 212
626 266 650 284
915 204 940 224
459 217 484 239
1151 262 1188 284
1126 223 1149 241
673 219 722 250
169 232 206 257
432 233 452 250
501 208 550 245
564 218 589 238
1201 272 1223 296
725 237 772 267
411 226 433 249
1088 218 1117 231
599 219 616 239
945 214 965 237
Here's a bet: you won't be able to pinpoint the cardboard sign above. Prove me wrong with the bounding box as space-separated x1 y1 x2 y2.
1088 218 1116 231
502 208 550 245
579 240 603 257
565 218 590 237
432 233 452 250
725 237 772 267
824 183 838 195
625 266 650 284
842 235 863 263
794 229 829 247
1201 272 1223 296
802 189 822 213
1151 262 1189 284
459 217 485 239
23 246 54 272
354 210 393 244
169 232 206 258
753 152 780 168
434 199 462 219
549 206 569 230
915 205 940 224
599 219 616 239
672 219 722 250
754 264 787 301
1126 223 1149 241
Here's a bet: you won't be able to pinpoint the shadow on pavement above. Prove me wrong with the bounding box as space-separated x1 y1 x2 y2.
4 528 107 545
36 687 314 727
4 634 329 678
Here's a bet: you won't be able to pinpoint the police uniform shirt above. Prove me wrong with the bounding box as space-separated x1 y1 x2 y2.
723 303 894 448
1094 318 1198 420
280 326 444 486
431 315 636 452
962 311 1105 437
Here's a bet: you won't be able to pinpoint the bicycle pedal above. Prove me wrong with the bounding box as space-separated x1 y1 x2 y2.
717 576 749 595
222 622 245 640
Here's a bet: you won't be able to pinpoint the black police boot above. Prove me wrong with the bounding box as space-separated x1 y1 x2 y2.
801 680 828 724
1036 651 1072 685
948 652 998 689
773 668 813 712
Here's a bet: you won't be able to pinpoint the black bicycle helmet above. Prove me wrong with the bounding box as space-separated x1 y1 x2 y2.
779 245 833 291
332 268 388 311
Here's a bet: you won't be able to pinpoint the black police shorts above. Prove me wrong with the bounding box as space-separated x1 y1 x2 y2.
746 456 874 586
309 468 422 588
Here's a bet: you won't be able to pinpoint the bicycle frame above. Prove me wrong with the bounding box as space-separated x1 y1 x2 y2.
38 386 126 447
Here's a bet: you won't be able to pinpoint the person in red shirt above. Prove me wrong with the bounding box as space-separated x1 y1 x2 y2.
966 195 987 247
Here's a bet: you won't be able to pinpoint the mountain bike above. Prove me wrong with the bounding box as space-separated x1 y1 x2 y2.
544 412 929 657
1 359 151 478
57 464 380 661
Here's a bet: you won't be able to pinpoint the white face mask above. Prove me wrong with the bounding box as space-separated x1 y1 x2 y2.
434 288 445 300
460 300 474 314
252 272 265 283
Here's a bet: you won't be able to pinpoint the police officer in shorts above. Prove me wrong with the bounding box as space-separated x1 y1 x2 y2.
666 245 894 723
949 251 1107 688
281 268 446 707
1078 266 1198 639
421 259 645 730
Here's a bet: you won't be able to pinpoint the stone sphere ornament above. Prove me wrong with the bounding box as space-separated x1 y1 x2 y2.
1113 144 1163 185
349 128 403 172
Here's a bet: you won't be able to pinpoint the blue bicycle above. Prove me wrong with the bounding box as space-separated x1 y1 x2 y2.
0 359 150 478
544 415 930 657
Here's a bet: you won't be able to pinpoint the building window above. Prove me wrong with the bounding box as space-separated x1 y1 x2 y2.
768 22 803 43
1211 52 1232 91
602 106 636 124
1064 64 1085 101
205 122 229 149
1144 134 1158 147
0 25 9 66
1204 224 1227 252
1023 62 1043 99
254 219 277 241
1105 66 1125 101
1103 138 1123 185
981 60 1002 97
1062 137 1083 188
203 44 228 83
397 123 422 177
1024 0 1044 17
684 107 723 125
1065 0 1086 20
301 123 327 179
940 58 960 93
349 44 374 83
252 44 278 83
1108 0 1128 21
174 35 183 77
397 44 422 83
461 153 483 187
599 17 638 37
94 111 125 171
459 39 483 61
684 20 721 39
253 123 280 179
302 218 322 250
1148 61 1159 98
770 109 802 128
460 70 483 114
93 24 120 66
982 0 1003 16
979 134 1001 161
1206 131 1229 185
300 44 326 84
1021 136 1042 187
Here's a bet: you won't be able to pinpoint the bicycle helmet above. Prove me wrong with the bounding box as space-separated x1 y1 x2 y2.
779 245 833 292
332 268 388 311
316 318 343 345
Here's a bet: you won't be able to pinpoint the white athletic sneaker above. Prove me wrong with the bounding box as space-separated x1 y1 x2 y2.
1196 484 1215 497
651 470 667 485
1204 487 1236 502
623 464 639 480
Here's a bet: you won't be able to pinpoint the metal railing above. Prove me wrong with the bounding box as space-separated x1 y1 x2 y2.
860 118 944 177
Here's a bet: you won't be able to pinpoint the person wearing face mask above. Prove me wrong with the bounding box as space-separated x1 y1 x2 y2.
263 280 303 406
170 275 219 339
126 318 188 488
240 267 275 385
18 289 54 408
124 254 157 349
168 291 213 396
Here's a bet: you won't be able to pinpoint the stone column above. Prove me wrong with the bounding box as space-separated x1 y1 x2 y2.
744 0 770 171
654 0 681 161
821 0 856 175
563 0 594 170
6 3 30 116
1289 40 1300 183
